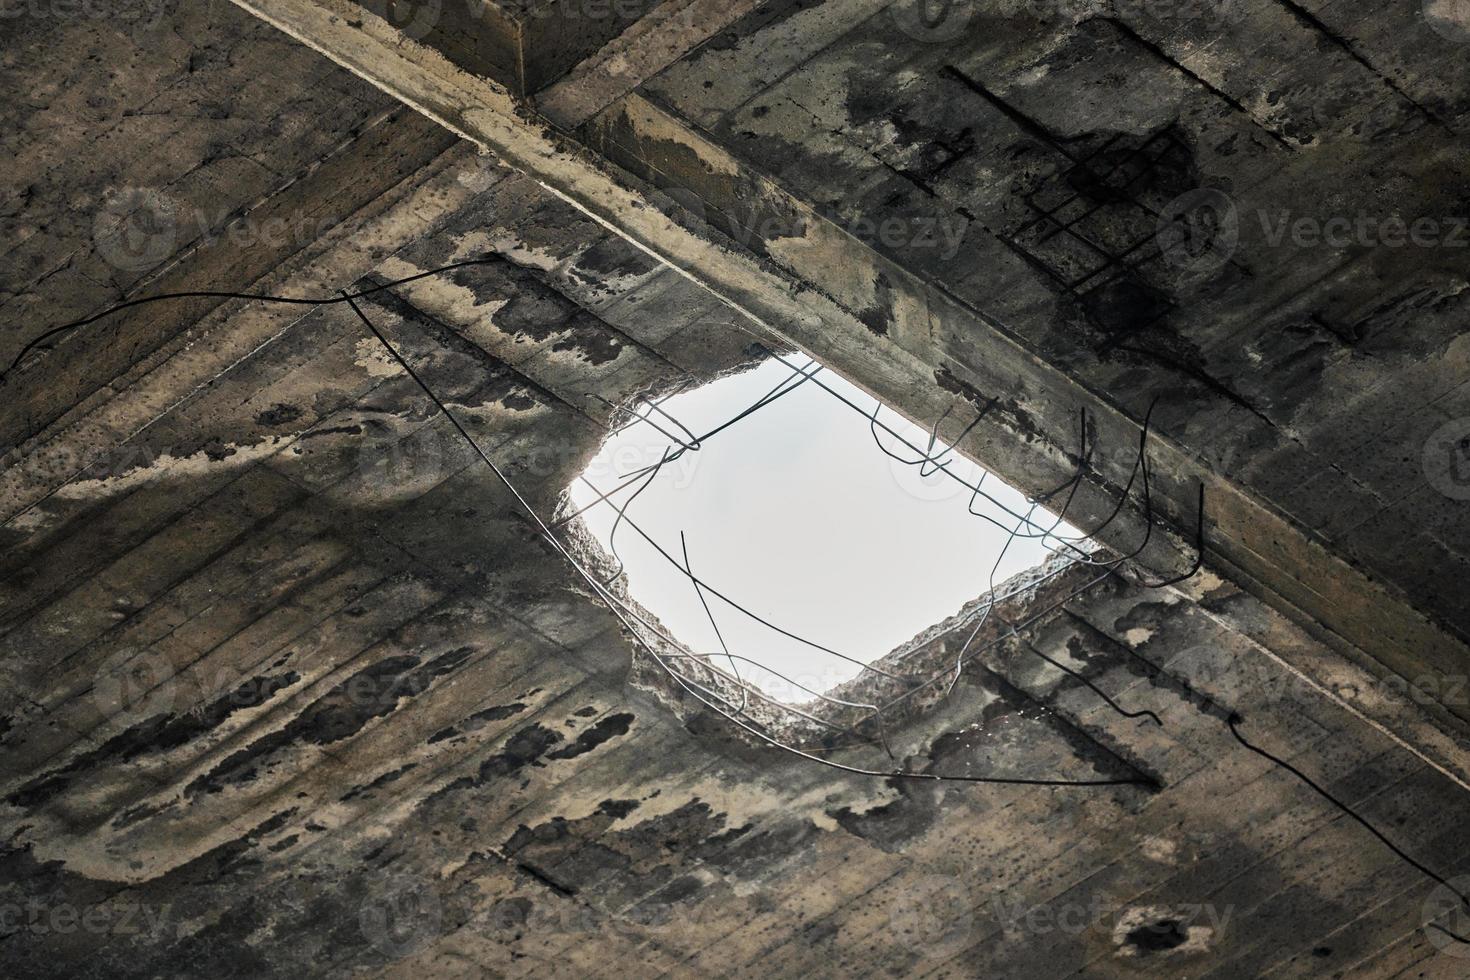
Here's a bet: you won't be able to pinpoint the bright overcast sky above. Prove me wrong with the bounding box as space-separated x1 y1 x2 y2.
567 357 1081 704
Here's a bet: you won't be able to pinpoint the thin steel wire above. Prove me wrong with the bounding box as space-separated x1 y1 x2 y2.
345 294 1155 788
7 266 1182 787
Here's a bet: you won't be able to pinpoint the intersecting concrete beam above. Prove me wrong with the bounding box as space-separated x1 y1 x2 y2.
348 0 662 94
228 0 1470 729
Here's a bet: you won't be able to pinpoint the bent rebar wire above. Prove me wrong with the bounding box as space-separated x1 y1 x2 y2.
550 358 824 531
343 294 1154 788
679 531 748 717
1227 713 1470 945
591 446 670 590
590 391 702 453
787 354 1127 560
7 269 1177 788
9 269 1189 729
575 378 1190 727
0 257 508 382
589 442 901 762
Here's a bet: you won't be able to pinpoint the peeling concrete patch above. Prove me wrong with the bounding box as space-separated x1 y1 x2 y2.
254 403 304 427
353 336 405 378
1123 627 1156 646
186 647 478 799
624 99 742 177
826 777 941 853
545 712 634 760
51 442 283 503
426 702 529 744
1138 835 1179 864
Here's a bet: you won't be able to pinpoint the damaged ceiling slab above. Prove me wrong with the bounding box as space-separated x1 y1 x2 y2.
3 1 1470 977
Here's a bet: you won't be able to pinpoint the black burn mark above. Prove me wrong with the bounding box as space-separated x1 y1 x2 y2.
0 808 297 977
566 237 659 293
480 723 563 778
895 121 973 194
419 723 565 811
1081 279 1173 337
1095 17 1297 150
300 423 363 439
171 808 300 884
956 666 1155 788
500 391 538 412
546 712 633 760
427 702 528 744
658 874 704 903
111 800 175 831
357 270 600 418
692 817 810 878
517 862 578 897
502 814 577 857
8 671 300 810
501 799 755 899
827 778 941 853
340 763 418 802
597 798 640 819
858 271 897 337
1069 125 1197 206
934 366 1002 417
202 440 237 462
443 256 582 344
551 315 624 365
931 373 1047 454
185 647 475 798
1111 341 1277 429
254 403 303 427
1123 918 1188 953
473 367 555 415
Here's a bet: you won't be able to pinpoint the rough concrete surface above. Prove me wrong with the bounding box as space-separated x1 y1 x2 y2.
3 2 1470 978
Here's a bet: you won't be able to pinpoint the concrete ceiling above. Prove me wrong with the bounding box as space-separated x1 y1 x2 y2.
3 1 1470 977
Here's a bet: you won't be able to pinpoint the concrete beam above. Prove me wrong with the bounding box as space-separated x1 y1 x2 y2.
348 0 662 95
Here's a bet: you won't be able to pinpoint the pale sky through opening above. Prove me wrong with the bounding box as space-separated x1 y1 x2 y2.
568 358 1083 704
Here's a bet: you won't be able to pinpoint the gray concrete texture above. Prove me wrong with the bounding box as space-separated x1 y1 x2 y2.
3 1 1470 978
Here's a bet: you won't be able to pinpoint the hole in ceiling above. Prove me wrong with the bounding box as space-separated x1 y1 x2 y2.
567 355 1084 706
